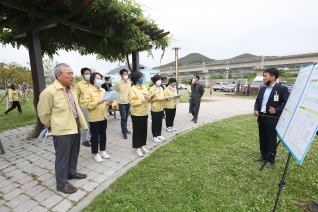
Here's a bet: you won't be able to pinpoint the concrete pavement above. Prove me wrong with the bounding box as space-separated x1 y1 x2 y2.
0 98 254 212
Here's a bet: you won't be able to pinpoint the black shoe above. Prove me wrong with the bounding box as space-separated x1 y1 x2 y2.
126 130 131 135
68 172 87 180
264 162 274 168
194 119 197 124
253 156 265 161
109 113 113 115
82 140 91 147
57 182 77 194
123 133 127 139
191 118 194 121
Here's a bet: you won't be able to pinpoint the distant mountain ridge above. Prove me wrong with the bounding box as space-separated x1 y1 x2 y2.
154 53 216 69
155 53 264 69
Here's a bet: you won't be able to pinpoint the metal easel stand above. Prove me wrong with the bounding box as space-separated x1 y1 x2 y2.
0 140 5 154
272 152 292 212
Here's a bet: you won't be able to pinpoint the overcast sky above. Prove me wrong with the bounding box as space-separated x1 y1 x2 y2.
1 0 318 76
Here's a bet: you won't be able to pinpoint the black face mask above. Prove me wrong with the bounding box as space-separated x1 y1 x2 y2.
265 80 271 87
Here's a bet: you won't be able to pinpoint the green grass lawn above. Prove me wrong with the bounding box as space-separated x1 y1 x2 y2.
82 114 318 212
0 92 37 132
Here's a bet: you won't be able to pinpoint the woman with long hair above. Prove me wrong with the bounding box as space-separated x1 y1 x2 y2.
128 71 150 157
3 83 22 115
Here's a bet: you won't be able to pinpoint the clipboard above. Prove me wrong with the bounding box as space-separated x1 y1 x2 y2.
147 87 160 98
162 96 173 100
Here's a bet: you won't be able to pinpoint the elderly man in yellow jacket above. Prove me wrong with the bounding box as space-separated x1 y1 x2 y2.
37 63 88 194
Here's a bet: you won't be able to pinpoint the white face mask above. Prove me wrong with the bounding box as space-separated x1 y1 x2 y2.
156 80 162 86
123 75 128 80
192 79 196 83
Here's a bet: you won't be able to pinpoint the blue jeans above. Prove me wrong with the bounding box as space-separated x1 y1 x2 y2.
119 104 130 134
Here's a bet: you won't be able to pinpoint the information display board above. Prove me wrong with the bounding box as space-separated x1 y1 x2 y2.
276 64 318 164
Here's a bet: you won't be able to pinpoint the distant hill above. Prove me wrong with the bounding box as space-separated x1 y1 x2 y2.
155 53 216 69
155 53 276 69
230 53 257 60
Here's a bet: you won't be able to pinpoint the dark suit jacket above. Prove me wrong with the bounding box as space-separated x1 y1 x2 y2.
254 83 289 126
101 82 112 91
190 82 204 104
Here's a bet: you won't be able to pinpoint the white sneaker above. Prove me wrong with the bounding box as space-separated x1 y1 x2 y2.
170 127 176 131
189 113 193 117
94 154 103 163
136 148 143 157
141 146 150 154
157 136 165 140
166 127 172 132
153 137 161 143
100 151 110 159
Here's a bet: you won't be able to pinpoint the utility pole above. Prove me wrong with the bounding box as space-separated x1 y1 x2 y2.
172 47 181 92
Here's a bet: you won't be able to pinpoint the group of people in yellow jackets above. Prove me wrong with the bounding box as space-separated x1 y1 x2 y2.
71 68 180 160
128 71 180 157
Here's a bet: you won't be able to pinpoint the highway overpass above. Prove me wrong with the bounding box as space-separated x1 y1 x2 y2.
159 52 318 76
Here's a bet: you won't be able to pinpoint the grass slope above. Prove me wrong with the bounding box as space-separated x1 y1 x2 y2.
83 114 318 212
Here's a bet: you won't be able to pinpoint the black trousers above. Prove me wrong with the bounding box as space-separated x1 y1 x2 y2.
53 118 80 188
151 110 163 137
4 101 22 114
131 115 148 148
258 116 277 163
165 108 176 128
89 119 107 154
190 100 201 120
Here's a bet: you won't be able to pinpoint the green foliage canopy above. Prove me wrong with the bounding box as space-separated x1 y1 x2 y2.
0 0 170 63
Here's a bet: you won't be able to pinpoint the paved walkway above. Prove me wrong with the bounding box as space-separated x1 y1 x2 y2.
0 99 254 212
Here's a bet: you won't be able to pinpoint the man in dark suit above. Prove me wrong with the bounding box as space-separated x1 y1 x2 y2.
253 68 289 168
101 76 113 115
190 74 204 124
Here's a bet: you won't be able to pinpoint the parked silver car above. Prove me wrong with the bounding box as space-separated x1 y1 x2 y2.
223 84 236 92
214 82 227 91
178 84 187 89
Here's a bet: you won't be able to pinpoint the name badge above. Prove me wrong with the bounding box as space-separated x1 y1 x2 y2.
274 91 279 101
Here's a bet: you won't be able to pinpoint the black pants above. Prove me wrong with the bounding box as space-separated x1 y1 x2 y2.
190 100 201 120
151 110 163 137
4 101 22 114
165 108 176 128
131 115 148 148
89 119 107 154
53 119 80 188
258 116 277 163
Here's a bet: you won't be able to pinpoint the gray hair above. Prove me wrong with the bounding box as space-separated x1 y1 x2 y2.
55 63 70 79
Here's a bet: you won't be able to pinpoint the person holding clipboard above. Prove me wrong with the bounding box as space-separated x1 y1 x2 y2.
164 78 180 132
84 72 112 163
149 75 165 143
128 71 150 157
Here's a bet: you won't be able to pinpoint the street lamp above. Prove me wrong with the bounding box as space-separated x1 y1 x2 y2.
172 47 181 90
225 59 229 82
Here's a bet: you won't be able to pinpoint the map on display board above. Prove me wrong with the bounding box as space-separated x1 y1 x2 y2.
276 64 318 164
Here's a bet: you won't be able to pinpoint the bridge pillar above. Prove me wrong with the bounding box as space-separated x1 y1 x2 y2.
204 73 210 86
